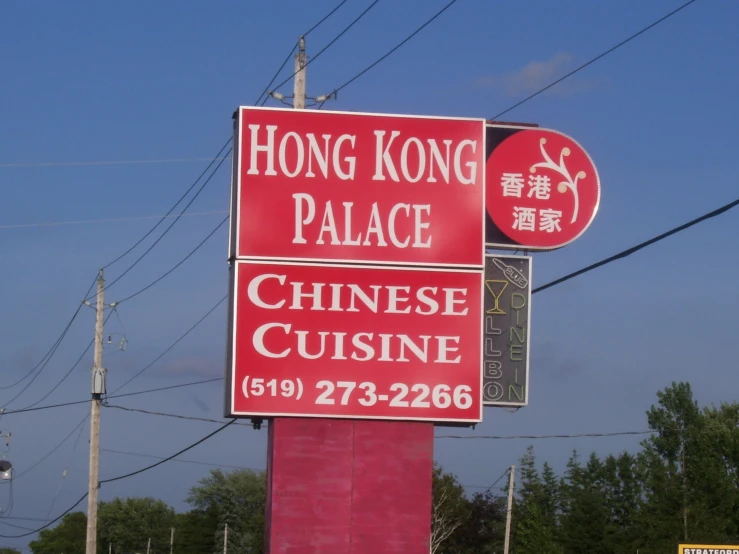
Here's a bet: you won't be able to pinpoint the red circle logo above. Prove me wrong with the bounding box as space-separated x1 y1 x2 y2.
486 129 600 249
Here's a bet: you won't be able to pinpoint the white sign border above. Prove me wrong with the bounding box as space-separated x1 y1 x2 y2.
226 258 484 424
230 105 487 269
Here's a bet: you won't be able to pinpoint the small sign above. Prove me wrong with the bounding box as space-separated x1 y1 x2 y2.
482 254 531 407
679 546 739 554
231 106 486 268
226 260 483 423
485 125 600 251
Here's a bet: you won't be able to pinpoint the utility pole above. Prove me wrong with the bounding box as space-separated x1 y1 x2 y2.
146 537 151 554
170 527 175 554
223 523 228 554
293 36 306 109
85 270 107 554
503 465 515 554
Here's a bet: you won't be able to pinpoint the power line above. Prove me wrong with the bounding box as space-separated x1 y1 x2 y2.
1 377 224 417
303 0 350 37
0 156 230 169
100 139 232 271
110 295 227 394
265 0 382 100
436 430 655 440
0 274 97 395
0 403 235 538
327 0 460 96
480 467 511 496
94 149 231 298
435 422 739 441
253 0 349 105
116 216 229 304
533 196 739 294
0 210 228 231
491 0 701 120
101 447 263 471
15 311 114 411
12 413 89 481
99 419 236 484
104 404 251 427
0 492 88 539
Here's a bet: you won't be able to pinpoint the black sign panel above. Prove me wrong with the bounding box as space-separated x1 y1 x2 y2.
483 254 531 407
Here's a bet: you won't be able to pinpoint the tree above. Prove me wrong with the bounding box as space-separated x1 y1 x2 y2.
450 490 505 554
98 497 175 554
0 548 22 554
513 447 561 554
186 469 266 554
174 506 220 554
638 382 739 551
559 451 609 554
430 463 468 554
29 511 86 554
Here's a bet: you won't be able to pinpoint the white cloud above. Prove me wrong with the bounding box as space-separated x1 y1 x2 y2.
479 52 602 98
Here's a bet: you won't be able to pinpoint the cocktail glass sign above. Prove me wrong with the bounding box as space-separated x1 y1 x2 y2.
483 254 531 407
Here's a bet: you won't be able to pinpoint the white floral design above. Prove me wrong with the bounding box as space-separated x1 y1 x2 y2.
530 137 586 224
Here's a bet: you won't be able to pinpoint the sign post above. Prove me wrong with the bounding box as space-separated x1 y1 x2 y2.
227 106 486 553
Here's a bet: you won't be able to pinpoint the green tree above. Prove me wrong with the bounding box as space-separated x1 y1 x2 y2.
186 469 266 554
98 497 175 554
174 506 220 554
638 382 739 552
512 446 561 554
560 451 609 554
0 548 22 554
450 490 505 554
29 511 86 554
430 463 469 554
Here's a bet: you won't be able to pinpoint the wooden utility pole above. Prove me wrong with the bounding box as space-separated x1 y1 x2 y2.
170 527 175 554
293 36 306 109
503 465 515 554
146 537 151 554
223 523 228 554
85 270 106 554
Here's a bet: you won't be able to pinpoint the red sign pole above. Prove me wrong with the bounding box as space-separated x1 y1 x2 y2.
228 104 486 553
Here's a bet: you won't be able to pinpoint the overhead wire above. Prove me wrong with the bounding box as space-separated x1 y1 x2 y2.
325 0 460 97
0 274 97 395
11 413 88 481
101 447 262 471
104 404 251 427
490 0 701 120
0 408 235 538
264 0 382 100
110 294 227 394
100 138 232 272
532 196 739 294
253 0 349 105
15 310 114 411
0 156 230 169
98 419 236 485
0 210 228 232
45 418 88 521
115 217 229 304
0 377 223 417
92 150 231 299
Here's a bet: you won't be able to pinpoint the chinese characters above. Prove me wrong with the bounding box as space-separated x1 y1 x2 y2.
501 172 562 233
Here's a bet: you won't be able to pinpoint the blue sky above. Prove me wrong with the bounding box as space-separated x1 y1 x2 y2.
1 0 738 549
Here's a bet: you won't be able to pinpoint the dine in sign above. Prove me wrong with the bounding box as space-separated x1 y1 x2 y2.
226 107 486 423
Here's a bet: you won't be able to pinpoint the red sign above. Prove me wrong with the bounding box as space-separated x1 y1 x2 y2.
485 126 600 250
231 107 486 267
226 260 482 423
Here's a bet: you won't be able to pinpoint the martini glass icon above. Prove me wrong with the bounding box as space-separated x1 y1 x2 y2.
485 280 508 315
